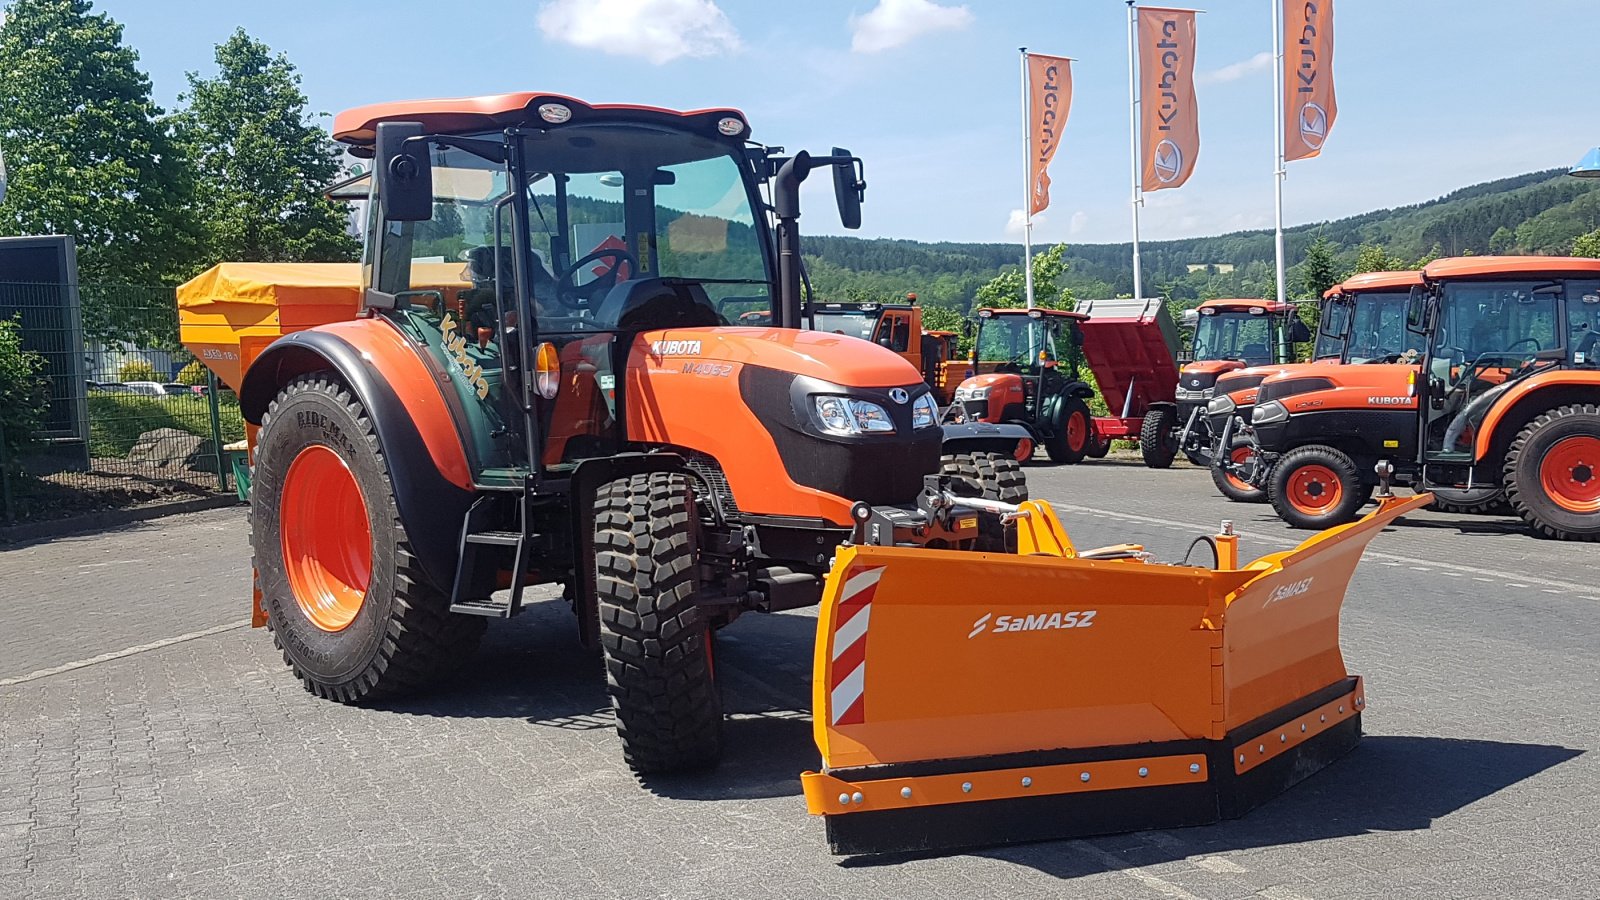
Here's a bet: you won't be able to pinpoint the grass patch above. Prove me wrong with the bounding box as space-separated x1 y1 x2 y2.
88 393 245 458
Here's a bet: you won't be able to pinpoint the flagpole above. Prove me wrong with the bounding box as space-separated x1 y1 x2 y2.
1272 0 1287 304
1020 47 1036 309
1126 1 1144 302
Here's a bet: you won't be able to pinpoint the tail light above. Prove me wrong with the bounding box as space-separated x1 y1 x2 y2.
534 342 560 400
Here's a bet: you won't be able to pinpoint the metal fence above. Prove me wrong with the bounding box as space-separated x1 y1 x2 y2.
0 281 243 524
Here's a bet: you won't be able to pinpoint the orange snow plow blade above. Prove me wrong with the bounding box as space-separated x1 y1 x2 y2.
803 492 1430 855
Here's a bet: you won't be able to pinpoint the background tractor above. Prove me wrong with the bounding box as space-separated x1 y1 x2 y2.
180 92 1029 776
1248 256 1600 539
941 307 1100 464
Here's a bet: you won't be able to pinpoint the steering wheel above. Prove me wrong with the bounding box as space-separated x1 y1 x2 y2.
554 248 639 310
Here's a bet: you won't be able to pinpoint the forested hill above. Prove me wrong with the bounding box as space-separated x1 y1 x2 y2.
801 168 1600 310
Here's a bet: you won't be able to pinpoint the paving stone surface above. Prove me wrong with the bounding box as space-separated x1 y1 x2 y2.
2 462 1597 899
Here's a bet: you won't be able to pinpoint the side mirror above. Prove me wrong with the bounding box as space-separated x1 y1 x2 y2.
1405 286 1429 333
963 320 975 338
375 121 432 222
1288 317 1312 343
831 147 864 230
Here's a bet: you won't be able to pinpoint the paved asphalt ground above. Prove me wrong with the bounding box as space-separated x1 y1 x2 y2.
3 455 1598 899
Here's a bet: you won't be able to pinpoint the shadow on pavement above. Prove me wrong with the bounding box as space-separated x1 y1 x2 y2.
845 735 1581 875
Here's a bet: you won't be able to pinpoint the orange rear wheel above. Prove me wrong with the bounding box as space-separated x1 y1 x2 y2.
1539 435 1600 514
280 444 373 632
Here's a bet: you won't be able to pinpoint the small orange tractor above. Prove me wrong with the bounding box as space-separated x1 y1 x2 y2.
1206 272 1425 502
1246 256 1600 538
179 91 1425 856
807 294 962 402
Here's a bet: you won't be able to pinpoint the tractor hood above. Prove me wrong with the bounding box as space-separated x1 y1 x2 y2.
634 327 922 388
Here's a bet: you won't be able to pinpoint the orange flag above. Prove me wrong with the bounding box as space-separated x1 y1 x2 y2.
1138 7 1200 192
1283 0 1337 161
1027 54 1073 216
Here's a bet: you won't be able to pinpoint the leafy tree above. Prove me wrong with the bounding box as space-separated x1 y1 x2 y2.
176 359 208 386
174 29 358 264
1573 228 1600 259
1351 243 1409 275
0 316 51 469
1488 226 1517 255
973 244 1075 311
1296 236 1339 300
116 358 158 382
0 0 199 284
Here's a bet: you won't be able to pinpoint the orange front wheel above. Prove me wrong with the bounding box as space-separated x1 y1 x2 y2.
1269 445 1367 530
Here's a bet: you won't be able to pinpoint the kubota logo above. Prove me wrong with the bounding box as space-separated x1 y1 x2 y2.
1367 396 1409 406
1153 140 1183 184
1298 102 1329 150
968 610 1096 638
651 339 702 356
1266 577 1315 605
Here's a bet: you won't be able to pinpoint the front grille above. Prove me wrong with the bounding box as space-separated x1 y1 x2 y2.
685 452 741 516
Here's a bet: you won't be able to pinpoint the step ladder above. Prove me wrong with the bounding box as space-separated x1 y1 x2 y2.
449 490 538 618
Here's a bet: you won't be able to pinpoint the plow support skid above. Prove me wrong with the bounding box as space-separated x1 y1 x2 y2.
804 493 1430 855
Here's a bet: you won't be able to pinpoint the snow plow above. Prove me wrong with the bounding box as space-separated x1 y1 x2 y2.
802 489 1430 855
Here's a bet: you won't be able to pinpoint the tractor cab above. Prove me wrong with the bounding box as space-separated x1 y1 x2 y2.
1409 257 1600 466
1320 272 1427 365
1181 299 1309 376
809 297 923 374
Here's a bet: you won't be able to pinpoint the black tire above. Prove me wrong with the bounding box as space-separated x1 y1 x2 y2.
1428 493 1509 516
1043 397 1092 465
1211 436 1267 503
941 451 1028 552
1085 429 1111 458
1503 403 1600 541
594 471 723 773
253 373 484 703
1139 406 1178 469
1268 445 1369 529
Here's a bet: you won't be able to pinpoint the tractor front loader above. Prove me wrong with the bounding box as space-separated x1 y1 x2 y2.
804 489 1430 854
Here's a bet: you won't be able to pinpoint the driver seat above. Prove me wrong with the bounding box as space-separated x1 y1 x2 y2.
593 278 725 331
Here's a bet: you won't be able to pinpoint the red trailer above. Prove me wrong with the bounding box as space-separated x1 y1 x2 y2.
1075 297 1182 464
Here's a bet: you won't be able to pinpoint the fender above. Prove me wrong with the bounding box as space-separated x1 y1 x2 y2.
940 421 1033 456
1473 370 1600 459
239 319 474 590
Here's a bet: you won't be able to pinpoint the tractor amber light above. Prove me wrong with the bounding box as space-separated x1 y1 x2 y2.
534 342 560 400
537 103 572 124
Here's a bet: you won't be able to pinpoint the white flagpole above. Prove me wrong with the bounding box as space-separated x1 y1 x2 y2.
1272 0 1288 304
1126 1 1144 302
1020 47 1036 309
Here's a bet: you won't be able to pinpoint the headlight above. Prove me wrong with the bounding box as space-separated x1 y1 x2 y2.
1251 400 1288 425
1206 394 1236 416
814 396 896 435
953 385 990 402
911 393 938 429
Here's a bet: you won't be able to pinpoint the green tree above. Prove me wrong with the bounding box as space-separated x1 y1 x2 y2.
1573 228 1600 259
973 243 1075 311
174 29 358 264
176 359 208 386
1488 226 1517 255
116 358 158 382
0 317 51 469
1351 243 1409 275
1296 236 1339 300
0 0 199 284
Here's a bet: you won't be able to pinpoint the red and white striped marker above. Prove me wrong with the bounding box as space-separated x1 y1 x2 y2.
829 566 883 726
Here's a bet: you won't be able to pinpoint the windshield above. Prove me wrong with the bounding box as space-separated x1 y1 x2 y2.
1344 291 1425 363
813 311 879 340
1192 311 1274 364
976 314 1070 370
1433 281 1561 365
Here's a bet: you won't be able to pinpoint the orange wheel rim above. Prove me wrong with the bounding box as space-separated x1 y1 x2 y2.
1066 412 1087 452
280 445 372 632
1540 435 1600 514
1287 464 1343 514
1227 446 1254 492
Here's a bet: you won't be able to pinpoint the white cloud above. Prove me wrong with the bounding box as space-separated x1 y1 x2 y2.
1198 51 1272 85
1069 210 1088 235
1005 208 1047 236
850 0 973 54
537 0 742 65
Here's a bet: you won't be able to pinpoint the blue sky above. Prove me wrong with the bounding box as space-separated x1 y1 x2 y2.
89 0 1598 245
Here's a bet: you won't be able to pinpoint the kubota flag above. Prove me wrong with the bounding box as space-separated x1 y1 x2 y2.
1283 0 1337 161
1027 53 1072 216
1138 7 1200 192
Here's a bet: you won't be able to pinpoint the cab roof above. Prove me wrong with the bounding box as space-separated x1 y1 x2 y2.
977 307 1089 321
332 92 748 149
1423 255 1600 281
1196 298 1291 314
1324 270 1423 298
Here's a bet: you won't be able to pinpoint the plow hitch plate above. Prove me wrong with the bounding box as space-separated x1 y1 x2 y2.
803 492 1430 855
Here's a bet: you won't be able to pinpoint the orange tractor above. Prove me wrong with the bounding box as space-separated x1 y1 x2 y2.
1247 256 1600 538
179 92 1428 856
1206 271 1425 502
807 295 963 403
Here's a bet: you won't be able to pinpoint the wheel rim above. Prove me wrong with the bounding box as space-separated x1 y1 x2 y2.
1287 464 1343 514
1539 435 1600 514
1227 447 1255 492
280 445 372 632
1066 412 1087 452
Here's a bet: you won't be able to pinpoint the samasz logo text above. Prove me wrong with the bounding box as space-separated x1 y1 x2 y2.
969 610 1096 638
1265 577 1315 605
